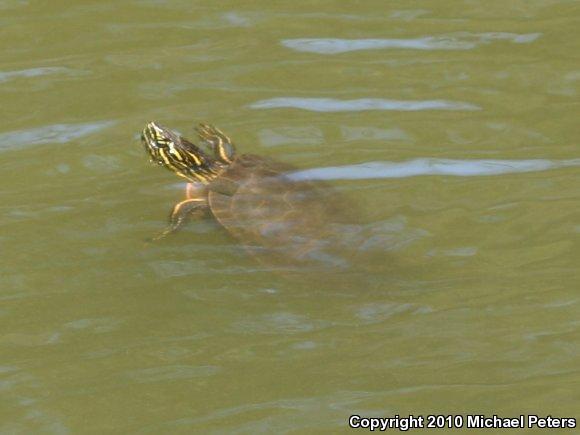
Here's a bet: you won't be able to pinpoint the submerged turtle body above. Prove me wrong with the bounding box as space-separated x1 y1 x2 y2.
141 122 351 268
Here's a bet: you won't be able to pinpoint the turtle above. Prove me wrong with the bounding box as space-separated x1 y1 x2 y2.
140 121 354 269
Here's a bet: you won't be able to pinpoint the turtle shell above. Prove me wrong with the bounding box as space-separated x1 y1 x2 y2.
207 154 351 269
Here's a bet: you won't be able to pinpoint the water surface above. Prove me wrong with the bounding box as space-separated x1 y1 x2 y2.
1 1 579 433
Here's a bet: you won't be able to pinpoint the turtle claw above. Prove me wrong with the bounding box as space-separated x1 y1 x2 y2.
195 123 235 164
196 123 226 143
148 198 209 242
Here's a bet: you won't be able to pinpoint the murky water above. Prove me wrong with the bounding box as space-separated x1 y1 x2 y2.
2 1 579 433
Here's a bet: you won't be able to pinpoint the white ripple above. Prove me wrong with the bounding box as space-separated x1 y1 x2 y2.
0 67 76 83
288 158 580 181
0 121 116 151
282 33 541 54
250 97 480 112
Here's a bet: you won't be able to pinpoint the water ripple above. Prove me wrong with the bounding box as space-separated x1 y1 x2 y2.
0 121 116 151
282 33 541 54
125 365 220 383
289 158 580 181
0 67 77 83
250 97 479 112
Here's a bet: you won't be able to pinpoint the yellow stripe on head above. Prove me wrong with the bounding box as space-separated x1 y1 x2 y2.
167 142 183 161
157 148 172 166
184 149 202 166
141 121 224 184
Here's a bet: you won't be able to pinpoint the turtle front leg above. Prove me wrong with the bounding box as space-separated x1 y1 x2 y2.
152 198 209 241
195 123 235 164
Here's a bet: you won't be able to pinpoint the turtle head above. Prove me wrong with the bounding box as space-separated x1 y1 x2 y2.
141 121 223 184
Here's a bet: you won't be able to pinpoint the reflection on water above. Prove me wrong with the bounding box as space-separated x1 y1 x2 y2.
290 158 580 180
0 67 75 83
250 97 480 112
0 121 115 151
282 32 541 54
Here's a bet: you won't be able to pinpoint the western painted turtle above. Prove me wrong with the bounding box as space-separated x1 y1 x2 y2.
141 122 353 268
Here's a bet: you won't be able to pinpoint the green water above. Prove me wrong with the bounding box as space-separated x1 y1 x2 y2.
2 1 579 433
